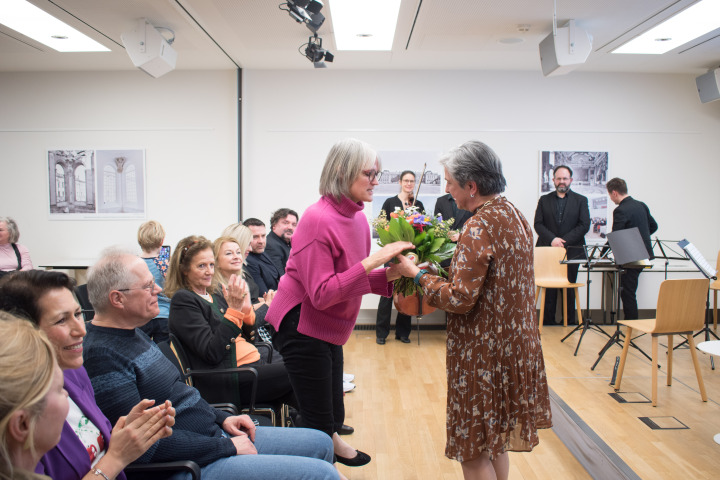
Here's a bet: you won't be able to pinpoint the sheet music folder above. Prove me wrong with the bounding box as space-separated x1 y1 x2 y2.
677 239 718 280
606 227 651 267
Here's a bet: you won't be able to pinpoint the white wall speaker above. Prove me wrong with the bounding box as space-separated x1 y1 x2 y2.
121 19 177 79
696 69 720 103
539 20 592 77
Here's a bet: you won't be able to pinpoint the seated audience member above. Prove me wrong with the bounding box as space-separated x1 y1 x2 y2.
241 218 280 296
0 313 65 480
0 270 175 480
165 236 295 409
0 217 33 277
82 249 341 480
217 227 275 341
137 220 170 343
265 208 298 276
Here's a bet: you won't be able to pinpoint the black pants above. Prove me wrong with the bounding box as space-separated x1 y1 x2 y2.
273 305 344 437
620 268 642 320
543 263 580 325
376 295 411 339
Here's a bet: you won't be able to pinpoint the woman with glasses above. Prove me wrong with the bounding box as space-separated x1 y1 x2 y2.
375 170 426 345
0 270 175 480
165 236 295 411
266 138 413 467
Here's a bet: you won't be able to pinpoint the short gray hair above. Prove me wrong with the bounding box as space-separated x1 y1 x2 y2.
319 138 378 202
87 248 137 314
440 140 506 196
0 217 20 243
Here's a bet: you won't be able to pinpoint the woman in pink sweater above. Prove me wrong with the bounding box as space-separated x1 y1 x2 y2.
266 138 412 467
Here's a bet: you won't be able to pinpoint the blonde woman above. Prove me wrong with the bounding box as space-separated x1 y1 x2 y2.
0 312 66 480
166 236 295 409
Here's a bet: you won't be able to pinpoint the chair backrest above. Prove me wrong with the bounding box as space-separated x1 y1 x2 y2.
654 278 710 333
167 333 195 386
74 284 95 322
534 247 568 282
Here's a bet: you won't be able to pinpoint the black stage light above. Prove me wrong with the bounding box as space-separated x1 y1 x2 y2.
306 11 325 34
303 34 334 68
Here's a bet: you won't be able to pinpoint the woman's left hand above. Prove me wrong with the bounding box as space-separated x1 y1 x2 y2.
223 274 251 311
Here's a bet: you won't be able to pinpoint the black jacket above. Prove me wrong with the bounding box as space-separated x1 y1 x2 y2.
434 194 472 231
534 189 591 259
612 196 658 259
245 252 280 296
265 230 291 276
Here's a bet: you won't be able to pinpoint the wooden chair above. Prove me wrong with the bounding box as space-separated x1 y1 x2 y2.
710 250 719 330
614 278 710 407
534 247 585 333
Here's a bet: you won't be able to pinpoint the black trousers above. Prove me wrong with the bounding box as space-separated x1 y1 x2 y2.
375 295 412 339
273 305 344 437
620 268 642 320
543 263 580 325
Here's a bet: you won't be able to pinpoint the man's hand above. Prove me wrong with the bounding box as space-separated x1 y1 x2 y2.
230 432 258 455
551 237 566 248
222 415 256 442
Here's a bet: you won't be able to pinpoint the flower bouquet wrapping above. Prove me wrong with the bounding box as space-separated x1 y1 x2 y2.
372 206 456 314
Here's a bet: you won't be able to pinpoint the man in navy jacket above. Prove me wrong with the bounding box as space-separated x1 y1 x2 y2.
243 218 281 296
534 165 591 325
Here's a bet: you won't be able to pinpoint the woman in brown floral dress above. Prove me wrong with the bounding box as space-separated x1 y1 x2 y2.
395 140 552 480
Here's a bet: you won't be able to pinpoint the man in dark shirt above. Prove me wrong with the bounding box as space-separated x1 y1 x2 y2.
243 218 281 296
265 208 298 276
607 177 658 320
534 165 591 325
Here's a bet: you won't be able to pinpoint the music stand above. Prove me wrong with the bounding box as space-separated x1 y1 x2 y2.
651 237 688 280
591 227 653 370
672 239 719 356
560 244 612 355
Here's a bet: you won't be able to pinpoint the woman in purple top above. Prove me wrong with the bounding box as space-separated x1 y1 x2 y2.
0 270 174 480
266 138 413 467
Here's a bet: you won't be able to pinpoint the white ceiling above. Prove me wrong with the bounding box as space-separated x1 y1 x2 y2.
1 0 719 75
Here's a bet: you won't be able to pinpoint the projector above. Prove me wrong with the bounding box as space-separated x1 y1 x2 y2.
539 20 592 77
121 19 177 79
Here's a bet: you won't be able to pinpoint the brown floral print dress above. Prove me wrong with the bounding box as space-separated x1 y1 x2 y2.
419 195 552 462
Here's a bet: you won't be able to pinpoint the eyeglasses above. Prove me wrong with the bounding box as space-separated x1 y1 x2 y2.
402 179 415 184
362 169 381 182
117 281 157 293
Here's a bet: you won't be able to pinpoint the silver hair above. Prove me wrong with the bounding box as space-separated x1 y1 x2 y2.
440 140 506 196
0 217 20 243
87 247 138 314
318 138 378 202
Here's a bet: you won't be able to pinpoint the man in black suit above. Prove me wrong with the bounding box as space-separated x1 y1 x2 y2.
243 218 281 296
434 193 472 269
534 165 591 325
265 208 298 275
607 177 658 320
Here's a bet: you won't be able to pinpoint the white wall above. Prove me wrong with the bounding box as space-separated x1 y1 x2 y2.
241 70 720 310
2 68 719 313
0 70 238 265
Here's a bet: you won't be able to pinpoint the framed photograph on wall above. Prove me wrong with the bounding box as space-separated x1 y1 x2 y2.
48 149 146 219
540 150 609 243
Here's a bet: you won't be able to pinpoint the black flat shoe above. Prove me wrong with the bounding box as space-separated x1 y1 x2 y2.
335 449 371 467
376 337 386 345
338 424 354 435
396 336 411 344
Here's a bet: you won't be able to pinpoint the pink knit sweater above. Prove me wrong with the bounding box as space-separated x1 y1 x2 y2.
266 195 392 345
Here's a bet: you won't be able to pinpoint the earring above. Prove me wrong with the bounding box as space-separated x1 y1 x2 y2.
470 194 475 198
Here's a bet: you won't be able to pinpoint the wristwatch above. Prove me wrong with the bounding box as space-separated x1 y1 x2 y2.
414 269 428 285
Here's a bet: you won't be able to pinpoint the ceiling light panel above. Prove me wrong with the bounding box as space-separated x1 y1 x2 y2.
331 0 401 50
613 0 720 54
0 0 109 52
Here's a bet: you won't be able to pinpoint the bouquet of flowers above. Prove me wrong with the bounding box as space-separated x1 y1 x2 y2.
371 206 456 297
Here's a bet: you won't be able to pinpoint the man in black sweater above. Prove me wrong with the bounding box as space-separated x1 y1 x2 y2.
607 177 658 320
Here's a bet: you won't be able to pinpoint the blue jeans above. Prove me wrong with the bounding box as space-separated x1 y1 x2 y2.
170 427 338 480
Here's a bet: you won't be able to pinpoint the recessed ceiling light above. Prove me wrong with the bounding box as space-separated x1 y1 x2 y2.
613 0 720 54
331 0 401 51
499 37 525 45
0 0 110 52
